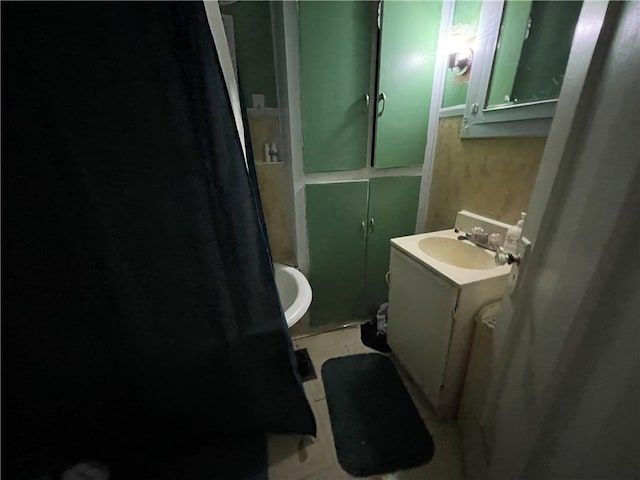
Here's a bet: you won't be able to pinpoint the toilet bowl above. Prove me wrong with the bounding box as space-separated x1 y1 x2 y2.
273 263 312 328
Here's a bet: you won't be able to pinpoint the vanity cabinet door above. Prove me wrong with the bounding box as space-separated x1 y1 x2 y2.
364 175 421 313
306 181 369 326
299 1 374 173
387 247 458 407
373 0 441 169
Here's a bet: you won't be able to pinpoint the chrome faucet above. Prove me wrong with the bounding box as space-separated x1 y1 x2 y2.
455 226 500 252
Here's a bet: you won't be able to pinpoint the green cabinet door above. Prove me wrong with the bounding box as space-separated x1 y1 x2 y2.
364 176 421 312
306 181 369 326
373 1 441 169
299 2 374 173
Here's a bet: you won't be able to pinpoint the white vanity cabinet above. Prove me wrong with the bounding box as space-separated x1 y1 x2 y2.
387 247 458 408
387 236 508 419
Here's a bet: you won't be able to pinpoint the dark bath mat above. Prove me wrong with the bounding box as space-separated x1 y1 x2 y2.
321 354 434 476
294 348 317 382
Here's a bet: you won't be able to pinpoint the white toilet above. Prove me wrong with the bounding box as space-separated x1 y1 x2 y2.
273 263 312 328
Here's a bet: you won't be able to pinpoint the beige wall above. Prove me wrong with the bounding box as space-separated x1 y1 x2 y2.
248 114 296 264
425 116 546 231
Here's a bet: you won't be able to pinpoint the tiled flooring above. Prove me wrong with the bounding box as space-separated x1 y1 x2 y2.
268 326 464 480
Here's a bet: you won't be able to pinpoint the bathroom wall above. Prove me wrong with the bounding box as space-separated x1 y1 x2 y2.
255 163 296 264
425 116 545 231
221 2 296 263
248 113 296 264
220 1 278 108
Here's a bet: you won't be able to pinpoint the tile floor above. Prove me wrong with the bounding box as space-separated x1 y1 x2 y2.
268 325 464 480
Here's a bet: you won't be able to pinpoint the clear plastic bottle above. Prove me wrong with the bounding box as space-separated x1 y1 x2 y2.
504 212 527 254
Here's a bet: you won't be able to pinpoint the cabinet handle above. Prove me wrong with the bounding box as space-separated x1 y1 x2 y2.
361 220 367 239
377 92 386 117
368 217 375 234
365 93 370 107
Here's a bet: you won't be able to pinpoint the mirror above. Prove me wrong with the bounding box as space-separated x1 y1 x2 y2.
461 0 593 138
486 1 583 110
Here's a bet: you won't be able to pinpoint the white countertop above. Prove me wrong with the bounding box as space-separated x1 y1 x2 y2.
391 229 511 287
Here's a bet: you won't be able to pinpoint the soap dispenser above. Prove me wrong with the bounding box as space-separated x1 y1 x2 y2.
504 212 526 254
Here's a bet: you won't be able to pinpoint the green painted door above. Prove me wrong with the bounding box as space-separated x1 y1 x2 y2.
364 176 421 313
373 1 441 169
306 181 369 326
299 2 374 173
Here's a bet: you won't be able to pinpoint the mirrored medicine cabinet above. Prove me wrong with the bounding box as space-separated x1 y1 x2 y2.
461 0 585 138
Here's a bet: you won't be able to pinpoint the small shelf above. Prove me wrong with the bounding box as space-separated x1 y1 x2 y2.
246 107 280 118
255 161 284 166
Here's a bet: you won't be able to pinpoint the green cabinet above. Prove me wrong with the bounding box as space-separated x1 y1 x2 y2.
299 0 441 173
306 176 421 327
306 181 369 323
364 176 421 311
299 2 374 173
299 2 436 325
373 1 442 169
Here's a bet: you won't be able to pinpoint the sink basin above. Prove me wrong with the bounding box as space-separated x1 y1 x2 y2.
417 237 496 270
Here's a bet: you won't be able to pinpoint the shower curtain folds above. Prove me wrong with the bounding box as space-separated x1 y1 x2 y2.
1 2 314 476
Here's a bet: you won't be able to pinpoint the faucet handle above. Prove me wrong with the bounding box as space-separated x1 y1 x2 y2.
488 232 503 250
470 226 488 244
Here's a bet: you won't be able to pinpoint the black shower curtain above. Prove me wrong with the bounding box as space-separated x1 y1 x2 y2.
2 2 314 476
